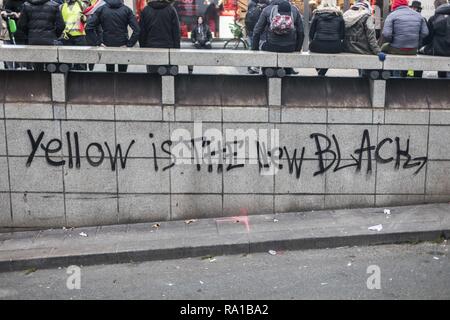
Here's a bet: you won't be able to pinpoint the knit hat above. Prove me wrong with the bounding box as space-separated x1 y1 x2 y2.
392 0 409 10
278 0 292 13
353 0 371 13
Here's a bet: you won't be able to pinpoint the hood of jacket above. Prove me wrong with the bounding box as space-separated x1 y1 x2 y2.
343 7 368 28
104 0 123 9
148 0 170 9
436 3 450 14
28 0 49 5
314 5 343 16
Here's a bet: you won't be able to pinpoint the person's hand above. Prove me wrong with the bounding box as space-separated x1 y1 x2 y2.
0 11 7 18
13 12 20 18
195 41 199 45
205 41 211 46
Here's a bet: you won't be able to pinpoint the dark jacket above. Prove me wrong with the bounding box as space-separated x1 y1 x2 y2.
139 0 180 48
191 23 212 43
245 0 267 33
343 7 380 54
17 0 64 45
309 7 345 53
252 0 304 52
422 4 450 56
382 6 428 49
86 0 139 47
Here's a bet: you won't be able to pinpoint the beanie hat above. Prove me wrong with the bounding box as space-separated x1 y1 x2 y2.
392 0 409 10
278 0 292 13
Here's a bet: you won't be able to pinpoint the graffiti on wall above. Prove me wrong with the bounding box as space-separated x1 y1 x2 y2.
24 124 428 178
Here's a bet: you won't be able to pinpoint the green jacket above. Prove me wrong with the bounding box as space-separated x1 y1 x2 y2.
343 9 380 55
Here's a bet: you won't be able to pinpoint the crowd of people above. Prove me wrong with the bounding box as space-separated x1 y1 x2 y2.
246 0 450 77
0 0 449 77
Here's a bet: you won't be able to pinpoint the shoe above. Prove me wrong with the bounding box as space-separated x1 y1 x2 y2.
248 67 260 74
285 68 298 75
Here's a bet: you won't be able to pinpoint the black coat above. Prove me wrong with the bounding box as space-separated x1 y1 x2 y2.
17 0 64 45
422 4 450 56
139 1 180 49
309 9 345 53
191 23 212 43
86 0 140 47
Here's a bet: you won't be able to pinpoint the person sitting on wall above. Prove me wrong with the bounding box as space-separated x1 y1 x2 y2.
342 0 380 77
381 0 429 78
419 0 450 78
309 0 345 76
381 0 428 55
251 0 304 75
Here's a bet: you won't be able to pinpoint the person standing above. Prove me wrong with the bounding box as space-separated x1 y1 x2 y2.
85 0 140 72
139 0 180 73
60 0 88 70
139 0 180 49
420 0 450 78
204 0 222 37
245 0 268 74
1 0 29 68
18 0 65 71
83 0 104 71
309 0 345 76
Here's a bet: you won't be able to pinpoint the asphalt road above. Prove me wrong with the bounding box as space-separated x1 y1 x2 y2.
0 242 449 300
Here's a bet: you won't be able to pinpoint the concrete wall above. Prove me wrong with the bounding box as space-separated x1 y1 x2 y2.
1 47 450 228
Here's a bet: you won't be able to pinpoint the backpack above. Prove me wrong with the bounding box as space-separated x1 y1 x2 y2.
245 4 264 32
269 5 295 35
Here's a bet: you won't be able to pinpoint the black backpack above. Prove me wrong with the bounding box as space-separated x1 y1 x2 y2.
245 3 264 32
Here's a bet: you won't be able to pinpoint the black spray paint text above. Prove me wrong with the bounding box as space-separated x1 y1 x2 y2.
25 129 428 177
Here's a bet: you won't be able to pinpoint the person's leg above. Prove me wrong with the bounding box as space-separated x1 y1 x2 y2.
317 68 328 76
73 36 87 70
33 63 45 72
118 64 128 72
61 38 76 70
3 40 14 69
438 71 448 78
106 64 115 72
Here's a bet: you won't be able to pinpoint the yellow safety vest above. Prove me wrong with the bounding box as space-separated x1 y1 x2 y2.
61 2 86 37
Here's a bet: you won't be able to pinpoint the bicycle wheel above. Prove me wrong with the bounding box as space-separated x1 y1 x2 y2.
223 39 238 49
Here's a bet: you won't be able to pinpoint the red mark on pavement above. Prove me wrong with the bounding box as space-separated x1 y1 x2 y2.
216 208 250 232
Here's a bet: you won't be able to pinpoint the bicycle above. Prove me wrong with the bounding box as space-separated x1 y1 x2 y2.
223 22 249 50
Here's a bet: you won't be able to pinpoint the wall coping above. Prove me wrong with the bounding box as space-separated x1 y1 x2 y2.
1 44 450 71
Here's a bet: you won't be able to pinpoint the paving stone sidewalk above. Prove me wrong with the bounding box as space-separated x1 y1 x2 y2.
0 203 449 272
